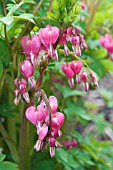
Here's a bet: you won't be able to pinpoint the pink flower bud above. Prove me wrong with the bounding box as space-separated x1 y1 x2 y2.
55 112 65 129
49 137 55 157
81 71 89 91
62 139 78 149
90 71 98 87
49 96 58 114
14 78 19 88
81 70 87 83
25 106 38 125
20 60 34 78
38 124 48 140
14 97 19 105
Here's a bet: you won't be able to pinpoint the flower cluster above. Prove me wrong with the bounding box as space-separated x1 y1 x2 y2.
14 23 97 157
59 27 87 56
25 95 65 157
61 61 98 91
14 78 30 105
100 34 113 60
62 139 78 149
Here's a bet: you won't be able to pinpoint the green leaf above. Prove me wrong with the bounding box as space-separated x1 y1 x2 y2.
0 162 19 170
0 60 3 78
13 14 35 23
23 0 35 4
56 148 68 163
55 83 86 98
81 144 99 161
47 12 58 20
0 154 6 162
0 103 16 117
0 16 14 25
0 38 9 68
7 1 24 16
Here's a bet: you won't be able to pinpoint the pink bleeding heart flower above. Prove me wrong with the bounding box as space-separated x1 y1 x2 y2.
20 60 34 78
100 34 112 48
39 25 59 46
62 139 78 149
59 33 67 45
26 106 38 125
37 104 48 123
61 63 74 88
81 70 87 82
51 128 62 138
21 36 31 55
38 124 48 140
34 124 48 151
39 25 59 58
71 36 79 45
21 35 41 55
20 60 36 87
61 63 74 79
70 61 82 84
29 35 41 54
59 33 69 56
70 61 82 74
90 71 98 87
49 137 55 157
81 70 89 91
47 112 64 129
55 112 65 129
104 41 113 53
49 96 58 114
39 100 48 115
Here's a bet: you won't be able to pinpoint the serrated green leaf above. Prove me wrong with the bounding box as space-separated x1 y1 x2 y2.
0 154 6 162
0 38 9 68
0 60 3 78
0 161 19 170
0 16 14 25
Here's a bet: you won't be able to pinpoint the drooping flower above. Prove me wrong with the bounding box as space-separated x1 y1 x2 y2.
20 60 36 87
61 63 74 88
39 25 59 60
81 70 89 91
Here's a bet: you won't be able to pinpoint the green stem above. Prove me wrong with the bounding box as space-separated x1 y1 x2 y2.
0 69 7 96
19 103 30 170
48 0 53 12
0 122 19 163
85 0 101 35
